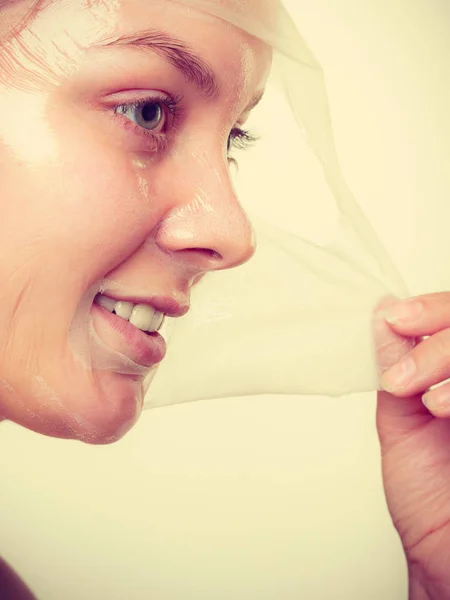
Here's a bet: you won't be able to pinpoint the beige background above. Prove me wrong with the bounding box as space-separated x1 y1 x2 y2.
1 0 450 598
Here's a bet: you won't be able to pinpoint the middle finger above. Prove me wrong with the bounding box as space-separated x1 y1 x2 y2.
380 328 450 397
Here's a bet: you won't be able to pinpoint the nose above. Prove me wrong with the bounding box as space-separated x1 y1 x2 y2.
154 152 256 273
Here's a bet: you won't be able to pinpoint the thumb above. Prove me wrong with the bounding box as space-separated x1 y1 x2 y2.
373 296 427 446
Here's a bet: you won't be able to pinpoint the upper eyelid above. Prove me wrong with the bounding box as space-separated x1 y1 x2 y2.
104 90 183 114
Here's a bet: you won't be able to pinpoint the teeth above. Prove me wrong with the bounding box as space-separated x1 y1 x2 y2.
96 295 116 312
94 295 165 333
114 301 134 321
129 304 155 332
151 311 164 332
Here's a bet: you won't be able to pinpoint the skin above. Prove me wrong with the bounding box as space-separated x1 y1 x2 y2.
375 294 450 598
0 0 272 444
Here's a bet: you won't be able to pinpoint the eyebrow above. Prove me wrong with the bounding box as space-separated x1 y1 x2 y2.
96 30 264 111
96 30 220 99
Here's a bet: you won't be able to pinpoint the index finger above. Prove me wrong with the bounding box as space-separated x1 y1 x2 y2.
382 292 450 337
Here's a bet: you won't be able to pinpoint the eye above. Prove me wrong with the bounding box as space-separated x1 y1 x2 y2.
227 128 257 153
116 100 167 133
227 127 258 163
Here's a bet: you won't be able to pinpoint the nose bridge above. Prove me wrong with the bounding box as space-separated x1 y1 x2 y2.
155 149 256 271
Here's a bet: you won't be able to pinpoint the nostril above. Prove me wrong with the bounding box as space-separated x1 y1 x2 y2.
183 248 223 261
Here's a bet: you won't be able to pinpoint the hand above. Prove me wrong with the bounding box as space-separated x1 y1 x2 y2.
374 294 450 598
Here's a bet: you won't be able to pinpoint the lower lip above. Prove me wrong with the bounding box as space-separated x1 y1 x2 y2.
91 303 167 368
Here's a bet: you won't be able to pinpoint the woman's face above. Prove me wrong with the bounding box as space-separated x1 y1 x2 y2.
0 0 272 443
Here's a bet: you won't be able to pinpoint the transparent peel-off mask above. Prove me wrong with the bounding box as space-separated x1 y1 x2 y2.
141 0 410 409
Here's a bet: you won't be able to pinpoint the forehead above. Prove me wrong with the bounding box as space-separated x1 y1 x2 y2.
108 0 279 38
33 0 274 56
172 0 281 21
84 0 280 47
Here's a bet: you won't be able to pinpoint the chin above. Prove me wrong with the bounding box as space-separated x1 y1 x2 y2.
12 369 144 445
69 370 145 445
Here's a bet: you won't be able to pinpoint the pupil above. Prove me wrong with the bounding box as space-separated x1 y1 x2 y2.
142 103 161 124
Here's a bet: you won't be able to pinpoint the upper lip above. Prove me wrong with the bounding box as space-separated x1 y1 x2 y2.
98 293 190 318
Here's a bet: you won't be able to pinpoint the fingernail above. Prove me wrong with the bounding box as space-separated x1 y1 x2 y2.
383 300 423 325
381 357 416 392
423 390 450 410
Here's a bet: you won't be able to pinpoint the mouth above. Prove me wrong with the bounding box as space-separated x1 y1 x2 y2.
91 294 170 368
94 295 167 335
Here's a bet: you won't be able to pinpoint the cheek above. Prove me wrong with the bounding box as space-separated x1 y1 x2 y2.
0 111 157 440
3 128 162 281
46 133 156 271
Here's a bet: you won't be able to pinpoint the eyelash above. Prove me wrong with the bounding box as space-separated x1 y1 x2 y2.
112 93 257 161
228 128 258 166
